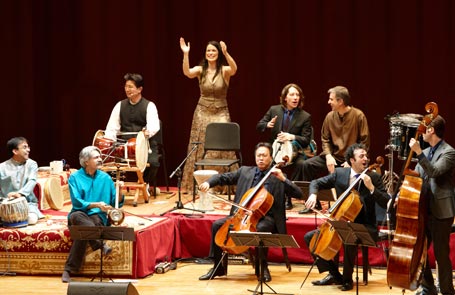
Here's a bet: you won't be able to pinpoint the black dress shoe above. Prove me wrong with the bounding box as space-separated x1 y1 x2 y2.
340 281 353 291
415 285 438 295
286 202 293 210
199 267 227 280
257 267 271 282
312 274 343 286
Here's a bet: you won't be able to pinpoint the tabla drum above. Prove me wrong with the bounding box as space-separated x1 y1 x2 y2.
0 197 29 228
92 130 149 171
36 177 65 210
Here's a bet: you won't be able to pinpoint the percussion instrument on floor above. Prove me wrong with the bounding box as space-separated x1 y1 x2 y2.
0 197 29 228
388 113 429 160
36 177 64 210
92 130 149 171
193 170 218 211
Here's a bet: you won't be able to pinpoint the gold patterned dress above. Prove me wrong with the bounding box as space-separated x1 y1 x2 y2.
181 74 237 193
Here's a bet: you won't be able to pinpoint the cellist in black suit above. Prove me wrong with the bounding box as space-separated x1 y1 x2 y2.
303 143 390 291
408 115 455 295
198 142 303 282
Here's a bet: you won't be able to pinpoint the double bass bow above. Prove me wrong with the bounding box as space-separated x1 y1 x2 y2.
308 156 384 261
386 102 438 291
214 157 288 254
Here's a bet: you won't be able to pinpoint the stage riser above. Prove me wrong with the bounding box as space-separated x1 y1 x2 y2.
0 216 174 278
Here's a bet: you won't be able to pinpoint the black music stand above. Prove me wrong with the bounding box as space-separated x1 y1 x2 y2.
69 226 136 282
230 232 300 295
327 221 376 295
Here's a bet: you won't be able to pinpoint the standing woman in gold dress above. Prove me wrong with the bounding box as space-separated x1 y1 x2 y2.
179 37 238 193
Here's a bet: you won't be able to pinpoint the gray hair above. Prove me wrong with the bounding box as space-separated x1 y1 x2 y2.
79 146 101 168
328 85 351 106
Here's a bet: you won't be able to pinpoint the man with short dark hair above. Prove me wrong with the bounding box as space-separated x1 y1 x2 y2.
0 137 44 226
198 142 303 282
105 73 160 200
409 115 455 295
304 143 389 291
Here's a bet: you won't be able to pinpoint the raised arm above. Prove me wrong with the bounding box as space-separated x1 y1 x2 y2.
220 41 237 79
180 37 201 79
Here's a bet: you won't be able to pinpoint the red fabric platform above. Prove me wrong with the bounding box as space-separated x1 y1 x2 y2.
168 211 455 269
0 215 175 278
1 206 454 279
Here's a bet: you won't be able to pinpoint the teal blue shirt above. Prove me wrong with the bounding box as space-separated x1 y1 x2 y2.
68 168 120 225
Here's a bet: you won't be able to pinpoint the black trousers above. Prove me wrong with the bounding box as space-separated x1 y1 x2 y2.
63 211 105 273
304 225 377 283
208 215 277 271
421 215 454 295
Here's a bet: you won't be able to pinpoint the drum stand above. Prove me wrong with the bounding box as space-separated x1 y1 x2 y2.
384 145 396 194
160 143 205 216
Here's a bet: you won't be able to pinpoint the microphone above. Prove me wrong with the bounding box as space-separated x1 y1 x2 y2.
192 142 202 144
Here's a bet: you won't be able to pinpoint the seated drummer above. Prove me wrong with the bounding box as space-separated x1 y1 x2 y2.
0 137 44 225
303 143 389 291
198 142 303 282
256 83 313 210
62 146 123 283
297 86 370 213
105 73 160 196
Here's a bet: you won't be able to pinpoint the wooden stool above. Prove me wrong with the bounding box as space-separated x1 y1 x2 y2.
101 165 150 207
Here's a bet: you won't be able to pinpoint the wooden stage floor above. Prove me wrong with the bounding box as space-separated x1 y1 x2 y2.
0 263 419 295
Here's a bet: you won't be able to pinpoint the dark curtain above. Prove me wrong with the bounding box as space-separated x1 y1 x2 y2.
1 0 454 186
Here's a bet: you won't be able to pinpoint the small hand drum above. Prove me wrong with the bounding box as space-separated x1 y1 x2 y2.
0 197 29 228
193 170 218 211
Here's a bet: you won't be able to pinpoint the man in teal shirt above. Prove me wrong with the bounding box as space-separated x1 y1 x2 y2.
62 146 123 283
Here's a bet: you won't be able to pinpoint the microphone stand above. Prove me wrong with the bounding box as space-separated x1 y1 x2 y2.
160 143 205 215
0 238 16 276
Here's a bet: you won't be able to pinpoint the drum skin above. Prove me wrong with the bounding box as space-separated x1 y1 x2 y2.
92 130 148 171
44 177 64 210
0 197 29 227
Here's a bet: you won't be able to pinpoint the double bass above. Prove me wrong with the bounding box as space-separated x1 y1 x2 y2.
309 157 384 261
386 102 438 291
214 158 287 254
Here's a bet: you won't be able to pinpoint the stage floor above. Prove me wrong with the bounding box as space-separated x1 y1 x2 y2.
1 263 417 295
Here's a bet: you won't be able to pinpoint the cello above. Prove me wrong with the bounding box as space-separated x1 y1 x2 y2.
386 102 438 291
214 158 288 254
308 157 384 261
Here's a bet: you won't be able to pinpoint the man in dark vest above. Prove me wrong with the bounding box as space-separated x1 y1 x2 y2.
105 73 160 198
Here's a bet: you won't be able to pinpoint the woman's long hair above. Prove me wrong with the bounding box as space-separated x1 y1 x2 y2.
199 41 227 84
